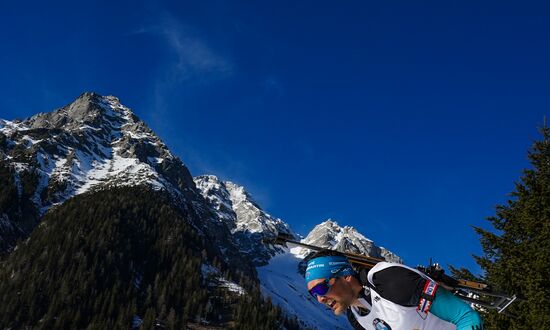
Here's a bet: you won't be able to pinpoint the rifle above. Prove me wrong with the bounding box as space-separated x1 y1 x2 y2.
268 232 519 315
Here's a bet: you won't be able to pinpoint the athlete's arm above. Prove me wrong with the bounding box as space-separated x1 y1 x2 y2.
430 288 483 330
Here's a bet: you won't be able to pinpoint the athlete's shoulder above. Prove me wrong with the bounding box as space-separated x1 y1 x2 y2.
366 262 423 285
364 262 428 307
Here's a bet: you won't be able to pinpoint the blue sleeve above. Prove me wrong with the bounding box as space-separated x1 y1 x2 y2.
430 287 483 330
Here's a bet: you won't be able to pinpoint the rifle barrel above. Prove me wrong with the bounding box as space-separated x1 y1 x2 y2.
274 236 384 264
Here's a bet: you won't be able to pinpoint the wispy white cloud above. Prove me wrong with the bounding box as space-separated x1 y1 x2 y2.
129 9 235 137
132 12 233 82
162 24 233 79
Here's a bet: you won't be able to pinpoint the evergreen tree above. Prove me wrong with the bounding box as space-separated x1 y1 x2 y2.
0 186 290 329
474 123 550 329
448 265 483 282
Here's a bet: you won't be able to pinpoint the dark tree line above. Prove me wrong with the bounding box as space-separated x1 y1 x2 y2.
0 186 293 329
0 161 40 253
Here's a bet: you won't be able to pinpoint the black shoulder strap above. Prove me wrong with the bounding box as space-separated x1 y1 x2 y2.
346 308 366 330
358 267 371 287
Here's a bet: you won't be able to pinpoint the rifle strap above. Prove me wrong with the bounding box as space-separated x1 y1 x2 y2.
417 279 439 314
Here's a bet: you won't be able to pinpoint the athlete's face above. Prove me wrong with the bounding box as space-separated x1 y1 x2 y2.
307 276 357 315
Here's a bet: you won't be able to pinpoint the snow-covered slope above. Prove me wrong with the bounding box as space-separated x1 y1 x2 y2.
257 248 352 329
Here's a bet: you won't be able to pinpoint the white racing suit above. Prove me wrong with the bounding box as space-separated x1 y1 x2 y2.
347 262 483 330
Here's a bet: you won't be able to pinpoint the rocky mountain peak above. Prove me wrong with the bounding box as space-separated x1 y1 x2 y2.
22 92 128 132
299 219 402 263
0 92 195 218
194 175 295 265
194 175 236 225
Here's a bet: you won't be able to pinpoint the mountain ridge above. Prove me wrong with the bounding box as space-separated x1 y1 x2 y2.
0 92 197 213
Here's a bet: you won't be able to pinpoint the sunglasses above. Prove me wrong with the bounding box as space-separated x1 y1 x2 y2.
308 277 337 298
308 265 352 298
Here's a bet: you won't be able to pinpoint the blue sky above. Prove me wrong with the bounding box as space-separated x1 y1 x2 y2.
1 1 549 273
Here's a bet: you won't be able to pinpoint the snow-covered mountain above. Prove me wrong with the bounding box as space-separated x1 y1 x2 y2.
194 175 295 265
0 92 239 262
0 92 195 211
0 92 403 329
298 219 402 263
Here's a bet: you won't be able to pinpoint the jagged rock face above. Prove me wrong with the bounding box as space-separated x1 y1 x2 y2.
195 175 295 265
299 219 403 263
0 92 196 214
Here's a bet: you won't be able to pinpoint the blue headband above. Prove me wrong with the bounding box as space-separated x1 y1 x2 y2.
305 256 355 282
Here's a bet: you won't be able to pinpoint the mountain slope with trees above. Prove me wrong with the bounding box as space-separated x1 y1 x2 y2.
0 186 292 329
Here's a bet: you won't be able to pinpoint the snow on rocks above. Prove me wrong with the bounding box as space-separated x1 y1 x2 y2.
0 92 190 215
298 219 402 263
194 175 295 265
201 263 246 296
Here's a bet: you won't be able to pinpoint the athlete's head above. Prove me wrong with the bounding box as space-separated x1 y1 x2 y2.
305 250 362 315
